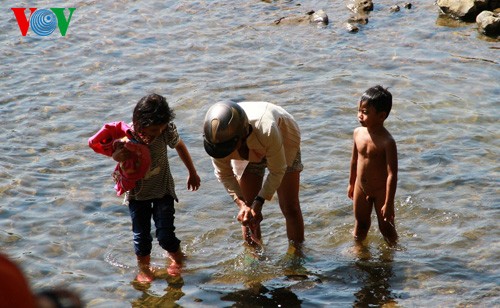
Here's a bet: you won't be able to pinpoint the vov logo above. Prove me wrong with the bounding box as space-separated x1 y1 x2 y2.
11 8 76 36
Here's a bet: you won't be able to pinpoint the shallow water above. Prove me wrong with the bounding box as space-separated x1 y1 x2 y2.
1 0 499 307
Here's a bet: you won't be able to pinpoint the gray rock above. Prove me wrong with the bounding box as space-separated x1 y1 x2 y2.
274 10 329 27
347 0 374 13
390 5 401 12
476 10 500 36
437 0 489 21
345 22 360 32
311 10 329 26
348 14 369 24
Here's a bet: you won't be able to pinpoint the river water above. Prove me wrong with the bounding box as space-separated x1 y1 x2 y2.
1 0 499 307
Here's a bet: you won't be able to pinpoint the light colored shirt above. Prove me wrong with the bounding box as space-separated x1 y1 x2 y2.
212 102 301 201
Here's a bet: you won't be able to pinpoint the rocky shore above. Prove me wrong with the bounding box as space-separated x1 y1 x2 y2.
437 0 500 37
273 0 499 39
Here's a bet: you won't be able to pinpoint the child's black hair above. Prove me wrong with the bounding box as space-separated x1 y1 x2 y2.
133 93 176 130
360 85 392 118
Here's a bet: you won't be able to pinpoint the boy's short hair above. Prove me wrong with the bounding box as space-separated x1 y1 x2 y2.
360 85 392 118
133 93 176 130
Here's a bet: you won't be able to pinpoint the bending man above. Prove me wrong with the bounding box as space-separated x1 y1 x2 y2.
203 101 304 247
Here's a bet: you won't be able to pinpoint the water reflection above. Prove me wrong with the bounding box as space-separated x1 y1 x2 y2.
352 244 397 307
218 244 311 307
221 282 302 307
131 273 185 307
435 14 470 28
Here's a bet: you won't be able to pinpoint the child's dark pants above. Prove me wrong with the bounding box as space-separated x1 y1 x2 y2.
128 195 181 257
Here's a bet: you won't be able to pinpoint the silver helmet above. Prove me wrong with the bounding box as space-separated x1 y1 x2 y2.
203 102 249 158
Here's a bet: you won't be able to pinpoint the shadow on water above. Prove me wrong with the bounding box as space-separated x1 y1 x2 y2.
199 244 318 307
352 244 398 307
220 282 303 307
208 243 401 307
217 245 309 307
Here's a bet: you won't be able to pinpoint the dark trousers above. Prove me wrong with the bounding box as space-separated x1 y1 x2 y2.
128 195 180 256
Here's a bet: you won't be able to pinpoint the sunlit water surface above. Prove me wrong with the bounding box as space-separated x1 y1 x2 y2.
1 0 499 307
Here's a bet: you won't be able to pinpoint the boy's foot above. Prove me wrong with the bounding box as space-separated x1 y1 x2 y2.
352 242 371 260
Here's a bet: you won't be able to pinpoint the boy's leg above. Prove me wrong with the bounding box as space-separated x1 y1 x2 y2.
238 169 263 245
373 197 398 245
276 171 304 244
352 185 373 242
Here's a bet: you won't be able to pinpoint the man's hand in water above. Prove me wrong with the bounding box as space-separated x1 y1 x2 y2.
248 199 263 243
236 198 253 225
250 198 264 225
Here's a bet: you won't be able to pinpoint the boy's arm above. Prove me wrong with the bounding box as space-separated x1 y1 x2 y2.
382 138 398 220
347 131 358 199
174 139 200 191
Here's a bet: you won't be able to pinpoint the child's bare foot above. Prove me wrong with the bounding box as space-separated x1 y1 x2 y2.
167 261 182 276
136 268 154 283
166 250 184 277
136 255 154 283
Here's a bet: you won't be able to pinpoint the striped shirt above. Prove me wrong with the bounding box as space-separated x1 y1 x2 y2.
125 122 180 202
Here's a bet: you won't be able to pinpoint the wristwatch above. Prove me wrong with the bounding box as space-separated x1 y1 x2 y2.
254 196 265 204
